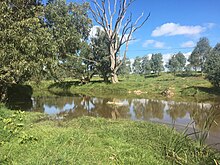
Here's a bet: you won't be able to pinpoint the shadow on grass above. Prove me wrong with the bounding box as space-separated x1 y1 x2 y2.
47 81 81 97
48 81 80 90
182 86 220 96
197 86 220 96
176 74 202 78
48 90 79 97
48 80 109 90
47 80 108 97
144 74 158 78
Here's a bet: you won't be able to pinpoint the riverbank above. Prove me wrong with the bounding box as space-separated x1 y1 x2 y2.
0 106 219 164
30 74 220 102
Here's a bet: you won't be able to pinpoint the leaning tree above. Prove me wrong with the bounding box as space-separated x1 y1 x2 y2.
90 0 150 83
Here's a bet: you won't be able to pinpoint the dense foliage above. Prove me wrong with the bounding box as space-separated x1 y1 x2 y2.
166 52 186 75
150 53 164 75
132 56 142 74
205 43 220 87
0 0 56 101
141 55 152 75
188 37 211 72
44 0 92 80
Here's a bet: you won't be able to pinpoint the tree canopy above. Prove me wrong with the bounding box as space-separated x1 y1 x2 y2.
166 52 186 75
188 37 211 72
0 0 57 100
150 53 164 75
132 56 142 74
44 0 92 80
141 55 152 75
205 43 220 87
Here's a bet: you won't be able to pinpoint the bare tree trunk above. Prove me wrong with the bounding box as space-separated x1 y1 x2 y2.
111 70 118 83
90 0 150 83
110 51 119 83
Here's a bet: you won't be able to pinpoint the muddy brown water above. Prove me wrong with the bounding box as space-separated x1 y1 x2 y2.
7 95 220 150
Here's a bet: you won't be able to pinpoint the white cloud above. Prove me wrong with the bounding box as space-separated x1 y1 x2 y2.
183 52 191 60
120 34 140 45
142 40 165 48
152 23 205 37
154 42 165 48
142 40 155 47
90 26 138 45
162 52 191 66
89 25 103 39
162 53 173 66
181 41 195 48
129 39 140 45
205 23 216 29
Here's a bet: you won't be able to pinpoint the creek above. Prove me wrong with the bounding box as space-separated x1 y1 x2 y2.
7 94 220 150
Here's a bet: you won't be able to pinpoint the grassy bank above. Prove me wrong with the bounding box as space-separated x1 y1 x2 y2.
30 73 220 102
1 107 220 164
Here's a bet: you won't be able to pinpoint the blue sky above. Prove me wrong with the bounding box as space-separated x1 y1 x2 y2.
125 0 220 58
43 0 220 60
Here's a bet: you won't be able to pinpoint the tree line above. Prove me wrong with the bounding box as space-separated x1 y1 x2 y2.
131 37 220 87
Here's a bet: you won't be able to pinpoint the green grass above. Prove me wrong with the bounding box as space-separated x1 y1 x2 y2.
1 107 220 165
30 73 220 102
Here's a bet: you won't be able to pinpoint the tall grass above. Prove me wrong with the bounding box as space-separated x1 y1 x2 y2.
192 104 220 148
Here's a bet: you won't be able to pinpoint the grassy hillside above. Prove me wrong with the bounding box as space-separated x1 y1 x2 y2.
30 73 220 102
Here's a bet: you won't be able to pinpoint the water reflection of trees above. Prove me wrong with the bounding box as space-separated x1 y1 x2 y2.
131 99 165 120
32 96 220 132
166 102 194 121
33 96 75 113
33 96 131 120
166 101 220 132
190 104 220 131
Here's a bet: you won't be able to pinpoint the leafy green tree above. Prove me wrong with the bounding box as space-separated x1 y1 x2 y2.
150 53 164 75
184 64 193 76
132 56 142 74
0 0 56 101
175 52 186 70
205 43 220 87
45 0 92 80
166 52 186 75
166 55 179 75
118 58 131 76
188 37 211 73
90 28 111 82
141 55 152 75
74 42 96 83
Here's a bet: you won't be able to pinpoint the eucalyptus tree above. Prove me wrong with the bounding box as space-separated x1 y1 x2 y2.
150 53 164 76
132 56 142 74
175 52 186 70
90 0 150 83
166 55 179 75
166 52 186 75
118 58 131 76
188 37 211 73
45 0 92 80
0 0 56 101
90 28 111 82
141 55 152 75
205 43 220 87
